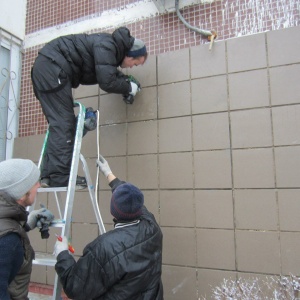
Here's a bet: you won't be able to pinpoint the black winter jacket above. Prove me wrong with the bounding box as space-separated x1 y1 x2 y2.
55 179 163 300
38 27 134 94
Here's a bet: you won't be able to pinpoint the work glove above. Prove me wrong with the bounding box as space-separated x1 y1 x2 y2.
84 107 97 132
54 236 69 258
129 82 139 96
96 155 112 177
27 206 54 230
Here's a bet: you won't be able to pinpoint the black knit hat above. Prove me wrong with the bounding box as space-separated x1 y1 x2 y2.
110 183 144 221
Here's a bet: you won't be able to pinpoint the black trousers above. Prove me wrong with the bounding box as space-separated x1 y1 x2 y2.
31 55 76 187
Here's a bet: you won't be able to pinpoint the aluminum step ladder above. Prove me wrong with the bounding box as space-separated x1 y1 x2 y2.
28 102 106 300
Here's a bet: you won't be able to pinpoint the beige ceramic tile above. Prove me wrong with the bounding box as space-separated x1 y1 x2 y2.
230 108 273 148
162 266 197 300
236 230 280 274
267 26 300 67
234 189 278 230
280 232 300 276
192 76 228 114
227 33 267 73
232 148 275 188
272 105 300 146
228 69 269 110
278 189 300 231
72 191 100 224
127 154 158 189
162 227 196 266
158 48 190 84
127 86 157 121
195 190 234 229
160 190 194 227
99 124 127 157
13 136 29 158
27 134 46 162
159 116 192 153
270 64 300 106
274 146 300 188
127 120 157 155
193 112 230 150
197 229 235 270
191 75 228 114
158 81 191 118
71 223 99 255
191 41 226 79
194 150 232 188
143 190 159 222
159 152 193 188
99 93 127 125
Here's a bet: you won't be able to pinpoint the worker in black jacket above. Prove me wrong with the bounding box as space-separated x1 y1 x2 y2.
54 155 163 300
31 27 147 188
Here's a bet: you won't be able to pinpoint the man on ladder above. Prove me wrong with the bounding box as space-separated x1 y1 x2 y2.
31 26 147 188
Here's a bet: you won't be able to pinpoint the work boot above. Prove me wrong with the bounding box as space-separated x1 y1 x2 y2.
40 175 87 189
40 177 50 188
75 175 87 190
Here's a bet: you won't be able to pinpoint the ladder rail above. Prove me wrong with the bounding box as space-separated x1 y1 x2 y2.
80 154 106 235
61 102 85 238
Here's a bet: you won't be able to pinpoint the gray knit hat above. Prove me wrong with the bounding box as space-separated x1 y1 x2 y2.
0 158 40 200
127 38 147 58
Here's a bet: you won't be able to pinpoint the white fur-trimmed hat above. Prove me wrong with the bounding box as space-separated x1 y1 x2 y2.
0 158 40 200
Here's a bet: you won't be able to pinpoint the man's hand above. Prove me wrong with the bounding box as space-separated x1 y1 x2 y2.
27 207 54 230
54 236 69 258
129 82 139 96
96 155 112 178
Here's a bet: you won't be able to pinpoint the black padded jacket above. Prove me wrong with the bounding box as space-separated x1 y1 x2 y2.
55 178 163 300
38 27 134 94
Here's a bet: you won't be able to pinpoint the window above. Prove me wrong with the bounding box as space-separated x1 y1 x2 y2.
0 29 22 161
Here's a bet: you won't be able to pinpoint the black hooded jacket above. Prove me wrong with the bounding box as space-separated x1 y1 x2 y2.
55 179 163 300
38 27 134 93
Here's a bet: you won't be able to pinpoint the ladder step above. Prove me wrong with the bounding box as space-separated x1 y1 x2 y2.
33 252 56 267
50 219 66 228
38 187 68 193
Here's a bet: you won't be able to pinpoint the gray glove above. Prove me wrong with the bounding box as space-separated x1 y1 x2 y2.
27 206 54 230
54 236 69 258
96 155 112 177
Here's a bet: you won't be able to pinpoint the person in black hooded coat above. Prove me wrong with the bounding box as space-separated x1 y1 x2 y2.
54 155 163 300
31 27 147 188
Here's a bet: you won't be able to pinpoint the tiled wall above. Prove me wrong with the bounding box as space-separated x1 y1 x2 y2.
20 0 299 136
15 25 300 299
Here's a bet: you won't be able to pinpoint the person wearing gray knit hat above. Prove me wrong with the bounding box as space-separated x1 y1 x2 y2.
31 27 147 189
54 154 163 300
0 158 54 299
0 158 40 200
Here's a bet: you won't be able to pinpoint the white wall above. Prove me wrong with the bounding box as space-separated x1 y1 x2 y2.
0 0 27 40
